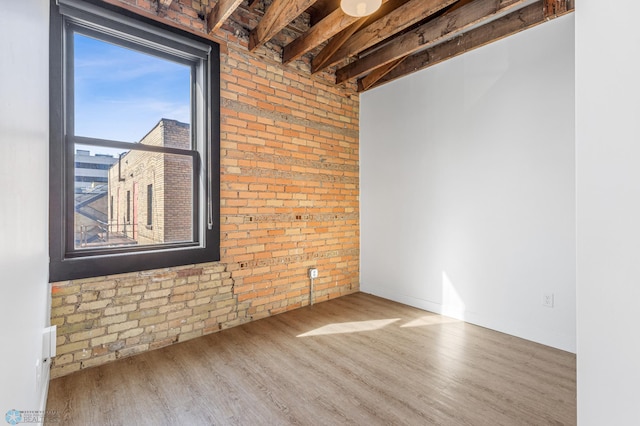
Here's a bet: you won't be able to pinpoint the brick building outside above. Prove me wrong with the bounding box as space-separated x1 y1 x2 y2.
107 119 193 247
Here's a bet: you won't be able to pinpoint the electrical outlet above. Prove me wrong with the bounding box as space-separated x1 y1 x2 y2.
543 293 554 308
309 268 318 279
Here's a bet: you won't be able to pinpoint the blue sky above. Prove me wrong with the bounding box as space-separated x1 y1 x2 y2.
74 33 191 153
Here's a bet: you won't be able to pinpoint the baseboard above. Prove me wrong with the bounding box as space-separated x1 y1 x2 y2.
35 358 51 426
361 286 576 354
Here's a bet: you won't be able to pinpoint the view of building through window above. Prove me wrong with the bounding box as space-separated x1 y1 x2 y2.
73 33 193 249
74 120 195 248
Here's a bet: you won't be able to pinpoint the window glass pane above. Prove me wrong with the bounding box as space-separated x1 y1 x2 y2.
51 2 220 281
73 33 192 143
74 145 194 249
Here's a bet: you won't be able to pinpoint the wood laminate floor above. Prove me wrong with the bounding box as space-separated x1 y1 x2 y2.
46 293 576 425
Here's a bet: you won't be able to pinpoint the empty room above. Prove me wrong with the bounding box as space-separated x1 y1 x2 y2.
1 0 638 425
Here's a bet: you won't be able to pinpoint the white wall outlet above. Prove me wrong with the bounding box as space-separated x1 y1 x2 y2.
309 268 318 279
543 293 554 308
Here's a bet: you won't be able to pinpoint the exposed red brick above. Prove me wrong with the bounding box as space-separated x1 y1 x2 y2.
50 0 359 379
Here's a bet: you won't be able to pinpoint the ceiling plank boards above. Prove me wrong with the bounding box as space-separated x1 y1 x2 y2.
363 0 575 91
249 0 317 51
317 0 459 74
336 0 527 83
207 0 244 34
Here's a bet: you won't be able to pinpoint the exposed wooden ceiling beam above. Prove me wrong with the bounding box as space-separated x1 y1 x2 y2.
283 9 359 64
249 0 317 51
283 0 394 64
316 0 459 74
363 0 575 91
357 56 407 91
309 0 339 26
311 0 408 74
207 0 244 34
311 20 367 73
336 0 527 83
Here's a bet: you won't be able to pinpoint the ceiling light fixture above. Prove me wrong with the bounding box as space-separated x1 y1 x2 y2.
340 0 382 17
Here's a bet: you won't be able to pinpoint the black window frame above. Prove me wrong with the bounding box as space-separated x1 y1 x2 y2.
49 0 220 281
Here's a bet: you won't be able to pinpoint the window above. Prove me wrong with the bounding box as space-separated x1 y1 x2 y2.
75 162 113 170
126 191 131 223
74 176 108 183
147 184 153 227
50 0 220 281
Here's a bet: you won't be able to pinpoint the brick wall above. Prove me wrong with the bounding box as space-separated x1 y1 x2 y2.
162 120 194 242
50 0 360 379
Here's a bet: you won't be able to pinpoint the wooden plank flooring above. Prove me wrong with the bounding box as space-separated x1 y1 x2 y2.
46 293 576 425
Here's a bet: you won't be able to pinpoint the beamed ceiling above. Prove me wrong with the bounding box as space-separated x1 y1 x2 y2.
169 0 575 91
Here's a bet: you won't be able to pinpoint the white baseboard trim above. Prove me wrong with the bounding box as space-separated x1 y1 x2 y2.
361 286 576 354
36 358 51 426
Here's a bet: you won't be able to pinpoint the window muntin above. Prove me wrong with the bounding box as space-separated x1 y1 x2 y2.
50 0 220 281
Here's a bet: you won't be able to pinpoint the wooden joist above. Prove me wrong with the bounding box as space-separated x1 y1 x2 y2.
336 0 527 84
249 0 317 51
357 56 407 91
361 0 575 91
314 0 458 74
311 20 367 73
207 0 244 34
283 0 396 64
309 0 339 26
311 0 407 74
282 7 360 64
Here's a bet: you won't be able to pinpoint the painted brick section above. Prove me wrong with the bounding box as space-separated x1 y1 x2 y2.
49 0 359 379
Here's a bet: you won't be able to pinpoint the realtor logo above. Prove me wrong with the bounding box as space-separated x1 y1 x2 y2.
5 410 22 425
4 410 59 424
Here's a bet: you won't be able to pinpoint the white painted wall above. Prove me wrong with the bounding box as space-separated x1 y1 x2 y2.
360 15 576 352
576 1 640 423
0 0 51 417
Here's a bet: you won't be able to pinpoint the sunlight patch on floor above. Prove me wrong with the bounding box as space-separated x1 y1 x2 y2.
297 318 400 337
400 315 460 328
